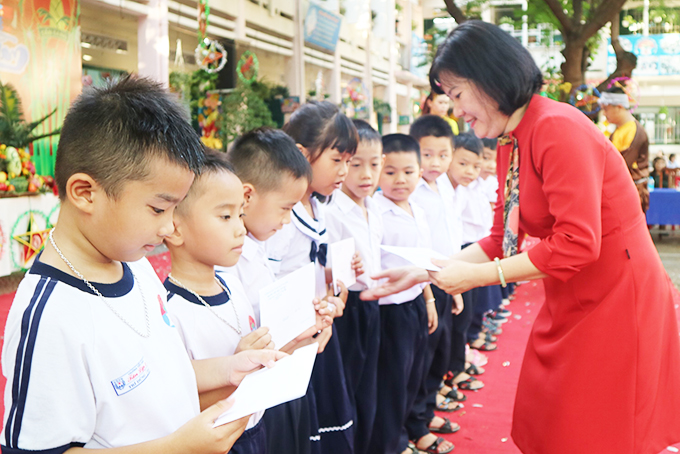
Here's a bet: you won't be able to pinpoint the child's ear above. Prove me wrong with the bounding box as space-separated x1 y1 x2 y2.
418 167 424 178
65 173 100 214
243 183 256 208
380 155 386 169
296 143 310 160
164 219 184 247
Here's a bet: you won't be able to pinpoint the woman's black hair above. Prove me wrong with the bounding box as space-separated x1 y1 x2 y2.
283 101 358 163
429 20 543 116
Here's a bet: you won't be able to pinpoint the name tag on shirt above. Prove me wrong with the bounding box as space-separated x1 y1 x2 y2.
111 358 151 396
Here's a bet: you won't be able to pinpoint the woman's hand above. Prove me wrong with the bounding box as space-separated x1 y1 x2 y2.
359 266 429 301
235 327 274 353
429 259 479 296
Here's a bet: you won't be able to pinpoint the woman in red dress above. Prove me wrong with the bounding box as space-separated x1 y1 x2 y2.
362 21 680 454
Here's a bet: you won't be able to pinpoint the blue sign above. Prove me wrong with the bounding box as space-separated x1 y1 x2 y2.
304 4 342 53
608 34 680 76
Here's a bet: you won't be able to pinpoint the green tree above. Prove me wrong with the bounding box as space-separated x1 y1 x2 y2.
440 0 631 86
219 83 276 150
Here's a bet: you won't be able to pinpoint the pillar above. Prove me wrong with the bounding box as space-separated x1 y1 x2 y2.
137 0 170 85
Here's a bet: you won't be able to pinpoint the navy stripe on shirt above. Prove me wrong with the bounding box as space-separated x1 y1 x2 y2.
2 441 86 454
5 277 56 448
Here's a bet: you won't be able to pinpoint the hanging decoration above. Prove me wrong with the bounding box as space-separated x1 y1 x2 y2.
237 51 259 85
568 84 601 115
194 0 227 73
341 78 369 119
607 77 640 112
197 93 223 149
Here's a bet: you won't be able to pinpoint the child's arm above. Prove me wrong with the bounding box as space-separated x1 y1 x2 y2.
235 326 274 353
192 349 287 392
452 294 464 315
424 284 438 335
66 399 250 454
351 251 365 277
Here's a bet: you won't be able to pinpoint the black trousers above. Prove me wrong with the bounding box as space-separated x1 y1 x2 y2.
312 328 355 454
449 243 476 374
368 295 428 454
263 391 319 454
334 291 380 454
231 419 267 454
405 285 453 441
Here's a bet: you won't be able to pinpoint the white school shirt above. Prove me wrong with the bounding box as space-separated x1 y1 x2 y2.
373 192 430 305
218 234 275 325
457 179 493 244
411 174 463 257
164 270 263 430
326 190 383 291
1 255 199 453
482 175 499 205
266 198 328 299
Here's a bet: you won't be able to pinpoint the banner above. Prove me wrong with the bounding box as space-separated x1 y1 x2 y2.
0 0 82 176
304 4 342 53
608 34 680 76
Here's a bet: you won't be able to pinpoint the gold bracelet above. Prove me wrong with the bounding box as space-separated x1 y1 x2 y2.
425 298 436 305
494 257 507 288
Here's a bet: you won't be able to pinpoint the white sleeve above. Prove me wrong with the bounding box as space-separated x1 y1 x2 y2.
264 223 296 276
2 278 96 453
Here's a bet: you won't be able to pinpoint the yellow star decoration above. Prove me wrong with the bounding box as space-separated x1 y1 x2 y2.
12 212 50 266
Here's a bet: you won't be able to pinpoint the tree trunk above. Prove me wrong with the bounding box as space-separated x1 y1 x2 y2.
561 38 586 86
596 15 637 93
443 0 467 23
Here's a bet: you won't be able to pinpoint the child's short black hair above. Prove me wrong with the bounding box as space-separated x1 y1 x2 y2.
352 119 381 144
283 101 358 162
481 138 497 150
454 132 483 156
409 115 454 142
55 75 204 200
670 154 676 160
382 133 421 165
177 148 236 214
227 127 312 193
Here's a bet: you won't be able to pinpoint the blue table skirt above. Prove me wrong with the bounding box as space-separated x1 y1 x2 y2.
646 188 680 225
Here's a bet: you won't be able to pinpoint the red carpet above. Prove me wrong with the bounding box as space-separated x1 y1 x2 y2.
0 252 678 453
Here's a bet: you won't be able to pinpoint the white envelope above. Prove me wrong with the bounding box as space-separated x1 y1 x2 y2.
212 343 318 427
259 263 317 350
380 245 449 271
330 238 357 294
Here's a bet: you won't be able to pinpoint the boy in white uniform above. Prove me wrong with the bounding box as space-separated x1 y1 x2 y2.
224 126 335 454
163 150 274 453
325 119 384 454
407 115 465 448
1 77 283 454
444 132 487 392
369 134 449 454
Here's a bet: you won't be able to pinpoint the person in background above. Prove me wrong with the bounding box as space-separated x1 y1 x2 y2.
650 156 671 189
422 92 459 135
668 153 677 169
600 87 650 212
